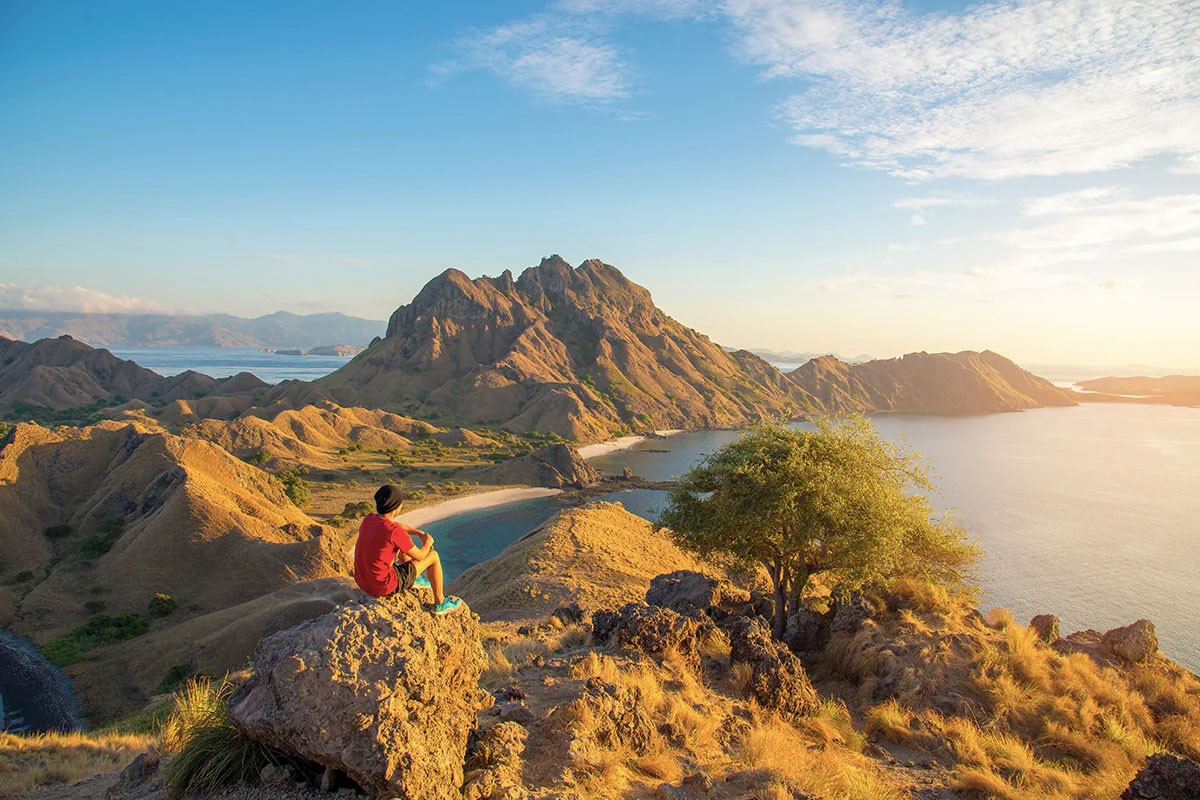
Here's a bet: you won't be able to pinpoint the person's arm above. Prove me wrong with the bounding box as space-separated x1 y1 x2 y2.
404 524 435 560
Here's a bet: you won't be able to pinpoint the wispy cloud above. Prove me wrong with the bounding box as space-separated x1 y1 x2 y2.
432 15 632 104
1001 188 1200 252
893 193 992 225
730 0 1200 180
0 284 171 314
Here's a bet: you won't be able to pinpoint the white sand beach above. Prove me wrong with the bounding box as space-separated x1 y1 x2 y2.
398 487 562 528
578 429 684 459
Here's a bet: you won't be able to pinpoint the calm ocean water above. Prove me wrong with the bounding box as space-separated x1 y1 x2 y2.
436 405 1200 671
107 346 353 384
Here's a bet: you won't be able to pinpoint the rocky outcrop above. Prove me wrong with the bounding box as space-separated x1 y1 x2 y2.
645 570 748 618
785 350 1076 414
594 602 722 670
228 594 489 800
727 616 820 720
1102 620 1159 663
463 721 528 800
1029 614 1060 643
478 443 601 488
315 256 800 439
1122 753 1200 799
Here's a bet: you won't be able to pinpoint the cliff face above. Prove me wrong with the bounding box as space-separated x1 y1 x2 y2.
317 256 799 440
787 350 1077 414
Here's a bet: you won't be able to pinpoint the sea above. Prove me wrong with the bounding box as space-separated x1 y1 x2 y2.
102 348 1200 671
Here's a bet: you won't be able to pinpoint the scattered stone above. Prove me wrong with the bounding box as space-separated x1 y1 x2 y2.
747 590 775 622
681 772 714 794
319 767 336 792
228 593 489 800
1122 753 1200 799
591 608 621 642
1102 620 1159 663
117 750 160 785
1029 614 1060 643
829 594 879 636
727 616 820 719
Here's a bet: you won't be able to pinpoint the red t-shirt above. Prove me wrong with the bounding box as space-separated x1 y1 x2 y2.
354 514 417 596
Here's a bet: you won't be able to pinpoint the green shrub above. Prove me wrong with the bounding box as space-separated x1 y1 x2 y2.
163 679 290 799
10 570 34 584
80 516 126 562
84 599 106 614
43 613 150 666
242 451 267 467
341 500 374 518
43 524 74 539
149 593 178 618
156 664 195 695
275 468 310 507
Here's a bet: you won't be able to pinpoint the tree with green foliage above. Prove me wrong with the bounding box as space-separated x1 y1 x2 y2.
658 419 979 638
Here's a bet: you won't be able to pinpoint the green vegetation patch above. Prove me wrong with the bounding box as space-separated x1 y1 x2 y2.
43 613 151 666
276 467 310 507
80 515 127 562
43 524 74 540
148 592 178 618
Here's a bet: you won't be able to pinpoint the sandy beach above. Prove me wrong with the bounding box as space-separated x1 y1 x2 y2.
398 487 562 528
578 429 683 459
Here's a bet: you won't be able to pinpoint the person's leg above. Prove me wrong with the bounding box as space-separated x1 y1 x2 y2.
409 550 445 604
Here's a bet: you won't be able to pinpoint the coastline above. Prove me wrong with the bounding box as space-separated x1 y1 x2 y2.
398 487 562 528
578 428 683 459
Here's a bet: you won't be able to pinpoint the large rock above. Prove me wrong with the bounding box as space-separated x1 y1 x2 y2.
727 616 820 720
477 443 601 488
1122 753 1200 799
229 593 489 800
1102 619 1159 663
645 570 748 617
603 602 722 670
1029 614 1060 644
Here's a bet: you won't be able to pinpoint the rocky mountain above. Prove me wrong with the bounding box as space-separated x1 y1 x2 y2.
0 420 347 719
0 335 267 411
0 310 383 349
315 256 800 441
1079 374 1200 407
786 350 1077 414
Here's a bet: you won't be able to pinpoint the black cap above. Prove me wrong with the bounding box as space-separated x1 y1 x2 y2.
374 484 404 515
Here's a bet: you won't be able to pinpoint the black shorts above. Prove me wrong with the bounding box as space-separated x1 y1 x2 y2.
388 561 416 595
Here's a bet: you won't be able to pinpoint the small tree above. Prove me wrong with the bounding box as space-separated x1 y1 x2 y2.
658 419 978 638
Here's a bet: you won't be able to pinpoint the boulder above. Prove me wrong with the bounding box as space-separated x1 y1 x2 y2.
607 602 723 670
229 593 489 800
727 616 820 720
829 593 879 636
478 444 601 488
464 721 529 800
1029 614 1060 644
645 571 748 617
1122 753 1200 799
1102 620 1158 663
552 603 586 626
782 608 830 654
591 608 621 642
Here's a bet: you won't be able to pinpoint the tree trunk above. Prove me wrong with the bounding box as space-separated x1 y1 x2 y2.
770 559 788 639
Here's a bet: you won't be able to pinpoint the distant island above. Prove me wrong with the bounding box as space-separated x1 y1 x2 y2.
258 345 365 357
0 310 383 350
1077 375 1200 407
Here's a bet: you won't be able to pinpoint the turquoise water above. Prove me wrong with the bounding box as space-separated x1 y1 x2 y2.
107 346 352 384
444 405 1200 670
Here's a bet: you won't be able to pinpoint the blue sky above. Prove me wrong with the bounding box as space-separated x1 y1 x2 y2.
1 0 1197 367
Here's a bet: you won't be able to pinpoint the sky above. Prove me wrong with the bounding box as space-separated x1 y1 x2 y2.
1 0 1198 368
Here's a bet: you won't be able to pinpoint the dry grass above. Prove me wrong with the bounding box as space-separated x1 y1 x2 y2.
0 730 152 798
822 580 1200 799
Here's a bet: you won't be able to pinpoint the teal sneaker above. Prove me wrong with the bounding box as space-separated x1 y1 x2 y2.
432 597 463 615
412 574 432 590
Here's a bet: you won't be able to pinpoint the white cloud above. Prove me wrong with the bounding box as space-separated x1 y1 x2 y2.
894 193 992 224
726 0 1200 179
1002 188 1200 251
433 16 631 103
0 284 171 314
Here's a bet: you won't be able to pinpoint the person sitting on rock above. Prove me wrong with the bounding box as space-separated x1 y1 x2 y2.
353 484 463 615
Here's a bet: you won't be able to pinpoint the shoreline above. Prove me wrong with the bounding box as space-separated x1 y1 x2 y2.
578 428 683 459
398 487 562 528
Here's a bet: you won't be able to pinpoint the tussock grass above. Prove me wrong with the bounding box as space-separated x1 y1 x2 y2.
0 730 152 798
823 579 1200 799
161 678 287 800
